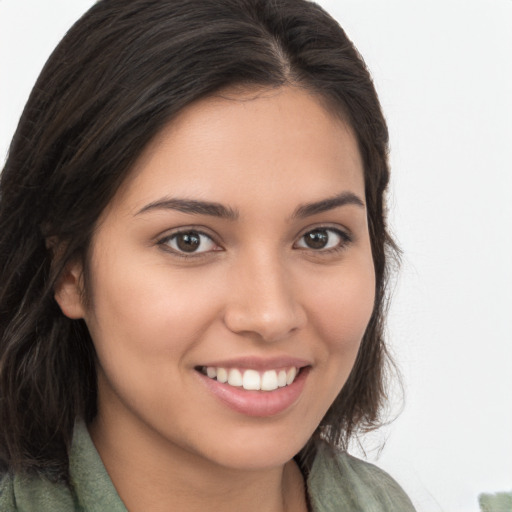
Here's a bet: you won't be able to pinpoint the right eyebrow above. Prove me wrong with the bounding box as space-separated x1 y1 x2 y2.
135 197 239 221
292 191 365 219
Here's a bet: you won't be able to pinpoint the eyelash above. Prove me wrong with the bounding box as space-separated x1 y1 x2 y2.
157 226 352 259
294 227 352 254
157 229 221 259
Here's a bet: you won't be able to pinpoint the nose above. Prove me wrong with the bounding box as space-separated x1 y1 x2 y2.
223 252 306 343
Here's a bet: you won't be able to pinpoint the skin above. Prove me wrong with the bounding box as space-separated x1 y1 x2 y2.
55 86 375 512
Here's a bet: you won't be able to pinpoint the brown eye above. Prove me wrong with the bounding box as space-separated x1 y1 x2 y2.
303 229 329 249
296 228 350 251
165 231 218 254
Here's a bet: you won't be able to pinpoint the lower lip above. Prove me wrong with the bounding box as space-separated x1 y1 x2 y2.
197 368 309 417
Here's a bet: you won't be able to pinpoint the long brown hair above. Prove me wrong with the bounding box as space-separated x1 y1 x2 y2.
0 0 396 481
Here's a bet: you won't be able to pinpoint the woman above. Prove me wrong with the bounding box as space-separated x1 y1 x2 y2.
0 0 414 510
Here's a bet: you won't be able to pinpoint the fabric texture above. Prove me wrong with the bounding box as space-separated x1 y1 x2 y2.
0 421 416 511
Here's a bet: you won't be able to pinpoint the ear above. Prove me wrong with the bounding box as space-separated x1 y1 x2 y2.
54 259 87 319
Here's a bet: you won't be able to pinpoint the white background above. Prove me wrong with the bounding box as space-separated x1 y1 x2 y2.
1 1 511 511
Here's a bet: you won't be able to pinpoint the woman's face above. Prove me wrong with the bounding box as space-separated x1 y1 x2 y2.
58 86 375 471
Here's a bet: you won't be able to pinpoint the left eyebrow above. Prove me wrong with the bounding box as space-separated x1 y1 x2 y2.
292 191 365 219
135 197 239 220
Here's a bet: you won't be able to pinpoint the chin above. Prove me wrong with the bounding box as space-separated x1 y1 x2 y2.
185 423 313 471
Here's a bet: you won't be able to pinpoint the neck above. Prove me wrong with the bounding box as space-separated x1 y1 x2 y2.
88 413 308 512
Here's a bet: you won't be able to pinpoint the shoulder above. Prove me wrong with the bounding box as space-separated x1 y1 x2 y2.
0 470 76 512
0 420 126 512
307 442 416 512
0 472 16 511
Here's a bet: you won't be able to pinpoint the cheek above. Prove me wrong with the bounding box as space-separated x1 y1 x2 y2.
83 256 229 426
84 251 224 368
308 262 376 352
303 255 376 408
290 257 376 433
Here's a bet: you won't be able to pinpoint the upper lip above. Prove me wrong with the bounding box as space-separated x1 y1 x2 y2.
197 356 311 371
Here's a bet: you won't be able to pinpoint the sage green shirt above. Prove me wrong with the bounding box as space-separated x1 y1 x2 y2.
0 421 416 511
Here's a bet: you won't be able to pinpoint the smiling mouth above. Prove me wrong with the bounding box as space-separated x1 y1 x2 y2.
197 366 300 391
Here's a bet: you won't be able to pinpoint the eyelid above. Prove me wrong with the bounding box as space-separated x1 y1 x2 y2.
155 223 353 258
295 222 353 240
155 224 221 243
293 225 353 251
156 226 223 257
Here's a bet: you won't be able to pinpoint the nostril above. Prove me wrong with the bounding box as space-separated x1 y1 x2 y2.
223 306 306 343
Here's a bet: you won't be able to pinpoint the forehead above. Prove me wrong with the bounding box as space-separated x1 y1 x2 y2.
110 86 365 216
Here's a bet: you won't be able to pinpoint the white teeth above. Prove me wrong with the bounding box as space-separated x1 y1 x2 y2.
203 366 300 391
217 367 228 383
242 370 260 390
261 370 278 391
227 369 243 387
277 370 287 388
286 367 297 385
